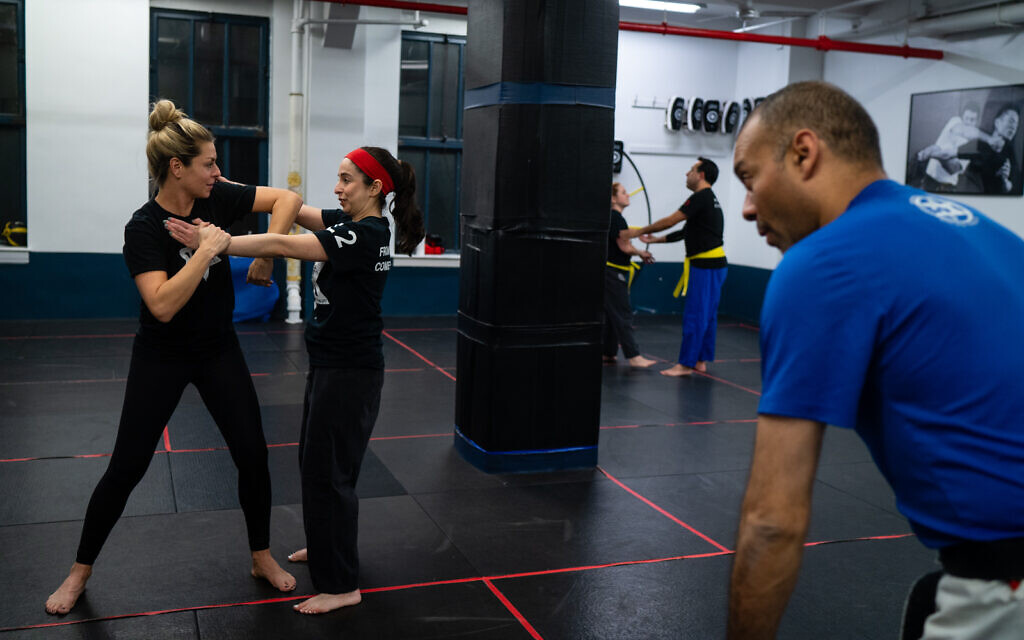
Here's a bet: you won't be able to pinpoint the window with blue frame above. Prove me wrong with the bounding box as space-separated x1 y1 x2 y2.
398 32 464 253
0 0 25 248
150 9 269 236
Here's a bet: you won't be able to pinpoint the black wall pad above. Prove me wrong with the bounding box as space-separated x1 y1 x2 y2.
456 0 617 472
465 0 618 89
666 96 686 131
461 104 613 231
723 100 742 134
458 227 606 326
703 99 722 133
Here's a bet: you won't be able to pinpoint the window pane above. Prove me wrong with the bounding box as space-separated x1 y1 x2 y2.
0 127 25 245
427 150 458 251
228 24 260 126
0 4 17 115
156 18 190 109
398 147 426 221
193 21 224 125
429 43 460 139
221 138 259 235
398 39 429 138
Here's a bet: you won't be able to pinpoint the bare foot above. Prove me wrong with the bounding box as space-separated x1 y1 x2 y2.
695 361 708 372
628 355 657 368
660 364 695 377
293 590 361 614
251 549 296 592
45 563 92 615
287 547 307 563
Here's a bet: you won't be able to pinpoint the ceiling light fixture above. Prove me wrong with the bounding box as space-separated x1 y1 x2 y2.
619 0 703 14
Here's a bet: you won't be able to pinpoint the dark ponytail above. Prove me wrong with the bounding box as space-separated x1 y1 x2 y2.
362 147 425 256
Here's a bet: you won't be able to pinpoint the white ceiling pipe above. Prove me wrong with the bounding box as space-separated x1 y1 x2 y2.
907 2 1024 36
831 2 1024 39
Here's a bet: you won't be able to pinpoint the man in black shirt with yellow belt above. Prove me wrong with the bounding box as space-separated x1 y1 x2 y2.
629 157 727 376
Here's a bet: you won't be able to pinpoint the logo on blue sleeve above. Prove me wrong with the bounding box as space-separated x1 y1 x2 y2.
909 195 977 227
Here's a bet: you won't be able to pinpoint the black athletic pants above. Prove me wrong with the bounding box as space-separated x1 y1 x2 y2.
75 336 271 565
299 366 384 594
603 266 640 359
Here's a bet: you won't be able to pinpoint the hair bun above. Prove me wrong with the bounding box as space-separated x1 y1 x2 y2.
149 99 186 132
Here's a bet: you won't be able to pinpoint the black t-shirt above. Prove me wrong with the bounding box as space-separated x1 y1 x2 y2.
123 181 256 354
305 210 392 369
961 141 1020 195
669 187 725 258
607 209 631 267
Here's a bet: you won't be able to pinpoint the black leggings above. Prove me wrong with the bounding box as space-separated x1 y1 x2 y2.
75 337 271 565
299 366 384 594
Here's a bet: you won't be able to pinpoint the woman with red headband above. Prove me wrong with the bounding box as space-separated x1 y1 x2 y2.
168 146 423 614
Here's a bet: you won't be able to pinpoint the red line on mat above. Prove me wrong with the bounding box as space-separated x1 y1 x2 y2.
1 419 767 464
382 330 456 382
694 371 761 397
483 578 544 640
597 466 732 553
492 550 733 582
2 534 919 633
804 533 915 547
0 333 135 341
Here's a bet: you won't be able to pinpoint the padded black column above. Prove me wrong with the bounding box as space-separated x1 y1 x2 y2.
454 0 618 473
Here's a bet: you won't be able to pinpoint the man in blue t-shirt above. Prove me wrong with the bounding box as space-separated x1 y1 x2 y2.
728 81 1024 640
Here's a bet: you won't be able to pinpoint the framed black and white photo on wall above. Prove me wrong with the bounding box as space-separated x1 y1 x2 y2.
906 84 1023 196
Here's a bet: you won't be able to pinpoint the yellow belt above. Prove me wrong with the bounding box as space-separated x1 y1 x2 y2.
606 261 641 287
673 246 725 298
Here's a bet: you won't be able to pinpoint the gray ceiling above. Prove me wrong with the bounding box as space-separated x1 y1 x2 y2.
618 0 1024 40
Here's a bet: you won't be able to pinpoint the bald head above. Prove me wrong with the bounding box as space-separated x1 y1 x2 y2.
741 81 883 169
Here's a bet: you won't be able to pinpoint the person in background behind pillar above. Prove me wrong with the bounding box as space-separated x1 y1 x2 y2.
45 99 300 616
629 157 727 377
728 81 1024 639
604 183 656 368
168 146 424 615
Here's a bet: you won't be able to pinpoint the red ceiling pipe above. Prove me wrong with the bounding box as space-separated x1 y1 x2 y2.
317 1 944 60
617 21 944 60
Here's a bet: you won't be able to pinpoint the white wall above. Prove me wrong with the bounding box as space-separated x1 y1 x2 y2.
614 29 794 269
26 0 150 254
21 2 1024 266
727 39 792 271
613 30 740 265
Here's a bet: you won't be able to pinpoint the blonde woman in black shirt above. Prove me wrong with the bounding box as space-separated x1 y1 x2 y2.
46 100 300 615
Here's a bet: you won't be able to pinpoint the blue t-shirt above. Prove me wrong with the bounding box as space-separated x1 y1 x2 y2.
759 179 1024 548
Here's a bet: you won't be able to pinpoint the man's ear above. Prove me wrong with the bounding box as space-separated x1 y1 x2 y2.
789 129 820 180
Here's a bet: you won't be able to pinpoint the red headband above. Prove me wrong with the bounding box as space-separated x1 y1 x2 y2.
346 148 394 196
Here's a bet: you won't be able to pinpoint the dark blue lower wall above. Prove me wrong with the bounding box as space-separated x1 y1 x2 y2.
1 253 771 321
2 253 141 319
628 262 771 324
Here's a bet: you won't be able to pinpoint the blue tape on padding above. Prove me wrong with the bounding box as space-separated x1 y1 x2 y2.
453 428 598 474
454 426 597 456
464 82 615 110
